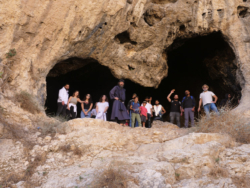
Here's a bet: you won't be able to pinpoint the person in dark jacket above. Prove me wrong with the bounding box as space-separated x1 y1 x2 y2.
181 90 196 128
110 79 130 126
220 93 232 107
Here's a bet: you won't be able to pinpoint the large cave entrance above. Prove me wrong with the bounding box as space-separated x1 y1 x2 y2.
45 31 241 125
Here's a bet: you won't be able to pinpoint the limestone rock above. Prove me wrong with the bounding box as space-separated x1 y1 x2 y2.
0 119 249 187
0 0 249 114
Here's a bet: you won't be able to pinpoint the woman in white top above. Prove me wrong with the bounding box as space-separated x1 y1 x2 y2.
96 95 109 121
153 100 166 121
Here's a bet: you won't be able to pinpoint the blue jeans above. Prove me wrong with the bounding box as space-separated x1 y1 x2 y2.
203 103 219 116
81 109 91 118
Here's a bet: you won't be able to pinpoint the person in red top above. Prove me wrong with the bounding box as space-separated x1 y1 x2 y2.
140 101 148 128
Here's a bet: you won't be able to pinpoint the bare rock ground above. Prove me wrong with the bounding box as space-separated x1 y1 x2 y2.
1 119 249 188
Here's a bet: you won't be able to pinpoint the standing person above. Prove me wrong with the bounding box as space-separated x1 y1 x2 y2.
67 91 83 119
130 96 142 128
81 94 93 118
56 84 69 117
149 96 153 104
140 101 148 128
220 93 232 107
127 93 137 127
153 100 166 121
167 89 182 127
109 79 130 126
96 95 109 121
142 96 153 128
181 90 196 128
198 84 219 116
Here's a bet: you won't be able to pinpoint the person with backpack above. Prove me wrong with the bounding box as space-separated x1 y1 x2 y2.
130 96 142 128
127 93 138 127
181 90 196 128
167 89 182 127
198 84 219 116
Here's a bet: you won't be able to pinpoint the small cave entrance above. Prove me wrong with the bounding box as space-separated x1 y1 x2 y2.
45 31 241 125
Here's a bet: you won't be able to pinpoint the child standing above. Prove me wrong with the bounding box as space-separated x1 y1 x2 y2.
140 101 148 128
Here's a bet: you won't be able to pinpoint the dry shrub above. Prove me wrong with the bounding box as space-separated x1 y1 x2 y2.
14 91 42 114
59 144 87 157
92 162 138 188
34 115 67 137
196 107 250 144
73 146 83 157
209 165 229 178
232 175 250 188
59 144 71 153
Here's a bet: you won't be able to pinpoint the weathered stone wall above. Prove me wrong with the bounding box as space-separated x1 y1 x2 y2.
0 0 250 112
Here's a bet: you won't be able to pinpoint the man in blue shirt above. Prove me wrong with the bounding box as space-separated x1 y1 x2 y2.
130 96 142 128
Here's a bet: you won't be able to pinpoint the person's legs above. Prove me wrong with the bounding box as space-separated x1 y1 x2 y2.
184 108 189 128
131 113 136 128
62 105 67 117
56 103 64 116
70 106 76 119
203 104 210 116
135 114 142 127
81 111 86 118
189 109 194 127
210 103 220 115
129 111 132 127
147 113 151 128
176 112 181 128
170 112 174 124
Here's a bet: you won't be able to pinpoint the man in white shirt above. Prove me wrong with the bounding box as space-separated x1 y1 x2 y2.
56 84 69 117
141 96 153 128
198 84 219 116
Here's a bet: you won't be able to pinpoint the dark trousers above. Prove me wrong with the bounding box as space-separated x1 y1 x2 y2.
56 102 67 117
170 112 180 127
146 113 151 128
67 106 76 119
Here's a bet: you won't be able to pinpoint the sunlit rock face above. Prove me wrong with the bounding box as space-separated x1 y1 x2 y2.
0 0 250 112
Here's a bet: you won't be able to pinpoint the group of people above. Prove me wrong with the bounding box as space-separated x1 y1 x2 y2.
56 79 231 128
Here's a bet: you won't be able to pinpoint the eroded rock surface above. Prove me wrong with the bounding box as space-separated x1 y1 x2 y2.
0 0 250 113
0 119 249 188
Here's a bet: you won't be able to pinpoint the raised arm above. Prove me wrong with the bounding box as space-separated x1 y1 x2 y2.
198 98 202 112
167 89 174 102
77 98 84 103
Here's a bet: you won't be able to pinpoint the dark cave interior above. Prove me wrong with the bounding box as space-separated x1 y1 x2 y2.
45 32 241 124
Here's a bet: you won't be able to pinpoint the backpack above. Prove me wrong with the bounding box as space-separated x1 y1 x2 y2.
132 101 140 112
182 96 194 103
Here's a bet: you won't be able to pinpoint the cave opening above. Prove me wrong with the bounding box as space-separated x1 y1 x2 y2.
45 31 241 124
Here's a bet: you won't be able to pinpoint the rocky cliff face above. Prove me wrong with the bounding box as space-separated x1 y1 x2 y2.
0 0 250 112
